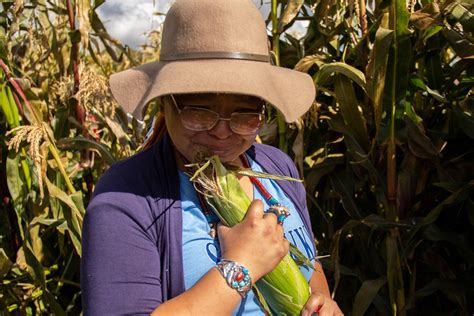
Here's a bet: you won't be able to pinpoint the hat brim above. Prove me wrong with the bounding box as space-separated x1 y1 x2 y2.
109 59 315 122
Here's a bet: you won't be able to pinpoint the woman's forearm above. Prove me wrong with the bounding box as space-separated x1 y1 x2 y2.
151 267 241 315
310 261 331 297
152 201 289 315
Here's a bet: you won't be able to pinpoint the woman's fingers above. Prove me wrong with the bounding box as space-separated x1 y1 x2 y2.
242 199 284 235
243 199 265 221
301 292 324 316
217 199 289 280
263 208 278 222
301 292 343 316
264 204 290 226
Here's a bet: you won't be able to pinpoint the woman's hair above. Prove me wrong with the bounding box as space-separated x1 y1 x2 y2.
142 97 168 150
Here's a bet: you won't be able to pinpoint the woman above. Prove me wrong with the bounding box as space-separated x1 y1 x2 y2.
81 0 343 315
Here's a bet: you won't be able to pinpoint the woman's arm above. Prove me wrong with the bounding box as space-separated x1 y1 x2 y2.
310 261 331 297
151 268 241 315
152 199 289 315
81 191 165 315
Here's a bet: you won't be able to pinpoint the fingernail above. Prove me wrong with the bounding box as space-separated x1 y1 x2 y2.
301 309 309 316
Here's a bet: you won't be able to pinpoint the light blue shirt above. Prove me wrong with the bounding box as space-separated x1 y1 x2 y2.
181 156 316 315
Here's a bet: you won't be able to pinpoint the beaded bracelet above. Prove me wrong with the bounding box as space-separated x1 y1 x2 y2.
215 259 252 298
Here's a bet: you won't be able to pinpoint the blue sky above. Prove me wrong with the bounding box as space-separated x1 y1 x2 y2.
97 0 307 49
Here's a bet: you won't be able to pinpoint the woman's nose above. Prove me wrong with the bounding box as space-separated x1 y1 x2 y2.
207 118 234 139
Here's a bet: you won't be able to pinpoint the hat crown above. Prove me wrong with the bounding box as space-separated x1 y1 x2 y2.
161 0 269 58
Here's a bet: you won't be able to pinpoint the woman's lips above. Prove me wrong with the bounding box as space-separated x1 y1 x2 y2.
208 144 231 149
194 143 233 155
208 147 232 154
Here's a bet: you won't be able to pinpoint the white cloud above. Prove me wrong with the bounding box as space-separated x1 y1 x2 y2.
97 0 171 48
96 0 308 48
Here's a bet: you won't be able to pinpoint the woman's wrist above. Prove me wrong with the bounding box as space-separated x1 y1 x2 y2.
215 259 252 298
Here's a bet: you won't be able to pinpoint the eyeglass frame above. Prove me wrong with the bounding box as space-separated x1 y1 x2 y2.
168 94 266 135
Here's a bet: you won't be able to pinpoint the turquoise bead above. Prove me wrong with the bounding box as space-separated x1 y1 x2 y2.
244 275 250 281
269 197 279 205
242 268 249 274
232 281 238 288
239 281 246 287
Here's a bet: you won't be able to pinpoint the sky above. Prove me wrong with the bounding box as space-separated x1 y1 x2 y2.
96 0 308 49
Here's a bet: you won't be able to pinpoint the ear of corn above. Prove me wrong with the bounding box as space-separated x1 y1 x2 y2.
189 156 311 315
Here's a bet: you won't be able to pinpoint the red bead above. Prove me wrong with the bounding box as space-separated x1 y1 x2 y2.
235 272 244 281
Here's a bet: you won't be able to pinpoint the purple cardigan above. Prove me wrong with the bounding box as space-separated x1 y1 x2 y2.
81 135 315 315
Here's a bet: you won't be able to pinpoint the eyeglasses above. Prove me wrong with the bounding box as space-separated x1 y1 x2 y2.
169 94 265 136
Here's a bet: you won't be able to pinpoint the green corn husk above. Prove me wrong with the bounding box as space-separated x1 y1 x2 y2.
189 156 311 315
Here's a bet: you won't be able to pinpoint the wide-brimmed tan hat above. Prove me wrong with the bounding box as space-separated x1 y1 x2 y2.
109 0 315 123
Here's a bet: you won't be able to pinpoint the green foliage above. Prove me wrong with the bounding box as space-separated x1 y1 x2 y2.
0 0 473 314
271 0 473 314
0 0 144 313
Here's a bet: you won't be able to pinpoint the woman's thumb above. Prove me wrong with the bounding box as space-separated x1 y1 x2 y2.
217 222 231 236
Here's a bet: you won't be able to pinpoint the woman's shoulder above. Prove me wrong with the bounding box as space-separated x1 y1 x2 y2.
93 142 177 197
83 147 171 255
253 142 287 155
87 142 179 227
93 147 156 193
251 143 298 178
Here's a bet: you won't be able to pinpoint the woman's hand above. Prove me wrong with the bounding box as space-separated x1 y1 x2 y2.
217 199 289 281
301 291 343 316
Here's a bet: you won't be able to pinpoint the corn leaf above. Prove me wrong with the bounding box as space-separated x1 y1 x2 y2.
366 27 393 136
289 244 314 269
314 62 367 92
352 277 387 316
45 178 83 256
334 74 370 152
1 83 14 127
233 168 302 183
0 249 12 279
22 244 45 288
57 136 117 165
6 151 26 239
252 286 273 316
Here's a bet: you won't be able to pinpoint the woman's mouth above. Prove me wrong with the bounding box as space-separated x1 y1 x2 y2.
193 144 234 159
207 146 232 155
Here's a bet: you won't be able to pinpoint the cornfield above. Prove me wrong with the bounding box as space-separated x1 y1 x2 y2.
0 0 472 314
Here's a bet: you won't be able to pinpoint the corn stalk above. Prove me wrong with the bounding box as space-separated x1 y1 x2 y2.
271 0 288 153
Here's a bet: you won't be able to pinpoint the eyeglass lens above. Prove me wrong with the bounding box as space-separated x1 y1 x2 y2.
179 107 263 135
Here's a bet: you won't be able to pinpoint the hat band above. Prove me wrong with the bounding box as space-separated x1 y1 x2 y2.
160 51 270 63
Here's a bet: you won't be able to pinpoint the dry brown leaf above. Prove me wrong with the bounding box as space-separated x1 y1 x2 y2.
279 0 305 32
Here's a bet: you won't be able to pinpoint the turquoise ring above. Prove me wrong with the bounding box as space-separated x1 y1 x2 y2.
266 204 290 225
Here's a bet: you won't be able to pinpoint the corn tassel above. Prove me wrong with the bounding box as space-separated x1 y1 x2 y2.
189 156 311 315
